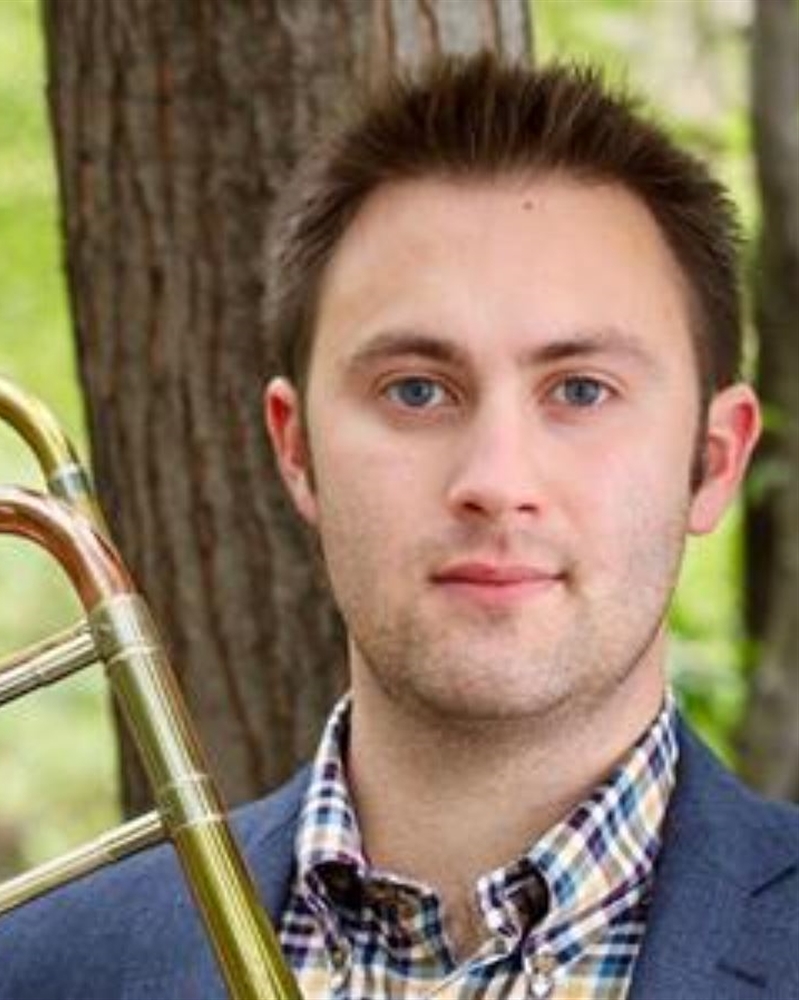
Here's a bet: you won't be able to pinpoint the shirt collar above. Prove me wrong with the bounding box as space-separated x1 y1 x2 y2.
294 692 678 955
294 694 365 891
514 697 678 958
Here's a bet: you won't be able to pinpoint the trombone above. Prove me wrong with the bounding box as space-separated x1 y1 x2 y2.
0 374 301 1000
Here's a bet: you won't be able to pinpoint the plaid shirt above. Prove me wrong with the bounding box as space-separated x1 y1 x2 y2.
279 696 678 999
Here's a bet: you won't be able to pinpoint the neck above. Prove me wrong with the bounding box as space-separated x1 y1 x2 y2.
346 655 665 957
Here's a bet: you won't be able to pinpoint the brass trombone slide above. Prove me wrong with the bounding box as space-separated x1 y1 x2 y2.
0 376 301 1000
0 374 105 529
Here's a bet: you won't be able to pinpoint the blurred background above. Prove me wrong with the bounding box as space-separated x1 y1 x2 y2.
0 0 116 871
1 0 796 878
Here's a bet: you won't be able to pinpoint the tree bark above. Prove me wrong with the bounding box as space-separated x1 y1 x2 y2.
739 0 799 800
42 0 532 816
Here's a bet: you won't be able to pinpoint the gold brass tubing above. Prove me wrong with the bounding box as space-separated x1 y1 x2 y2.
0 375 81 477
175 823 302 1000
47 463 106 533
0 374 106 531
0 811 164 916
90 593 302 1000
0 622 96 706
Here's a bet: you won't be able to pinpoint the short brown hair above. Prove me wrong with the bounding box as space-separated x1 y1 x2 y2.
267 52 743 405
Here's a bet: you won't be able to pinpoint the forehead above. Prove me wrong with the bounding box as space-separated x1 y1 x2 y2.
310 174 694 376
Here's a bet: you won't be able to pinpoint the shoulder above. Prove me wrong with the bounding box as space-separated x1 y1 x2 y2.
664 720 799 895
634 721 799 998
0 765 310 1000
671 720 799 856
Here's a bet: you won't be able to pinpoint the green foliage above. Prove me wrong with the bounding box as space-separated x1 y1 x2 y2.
0 0 84 426
0 672 118 877
670 507 747 764
0 0 118 873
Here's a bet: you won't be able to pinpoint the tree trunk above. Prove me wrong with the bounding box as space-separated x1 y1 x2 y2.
42 0 532 816
739 0 799 800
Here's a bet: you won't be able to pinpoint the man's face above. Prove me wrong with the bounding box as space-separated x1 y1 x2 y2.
267 175 758 729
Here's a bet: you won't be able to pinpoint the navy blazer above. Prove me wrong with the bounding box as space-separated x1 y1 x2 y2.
0 723 797 1000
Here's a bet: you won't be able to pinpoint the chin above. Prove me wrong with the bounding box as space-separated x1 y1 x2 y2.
398 674 577 728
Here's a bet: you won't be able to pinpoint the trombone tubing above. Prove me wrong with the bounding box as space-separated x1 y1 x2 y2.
0 374 105 530
0 812 164 916
0 622 95 706
0 488 300 1000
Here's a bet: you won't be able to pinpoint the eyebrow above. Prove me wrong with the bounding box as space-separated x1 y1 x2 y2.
347 332 469 371
528 329 661 371
345 327 660 374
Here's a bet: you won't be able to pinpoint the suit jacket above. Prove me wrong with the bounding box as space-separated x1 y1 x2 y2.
0 723 796 1000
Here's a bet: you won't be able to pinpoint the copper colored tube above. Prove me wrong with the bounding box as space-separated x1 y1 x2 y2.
0 487 131 609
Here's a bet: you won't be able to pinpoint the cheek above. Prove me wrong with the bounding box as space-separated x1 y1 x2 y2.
312 411 440 516
311 440 421 570
570 438 692 553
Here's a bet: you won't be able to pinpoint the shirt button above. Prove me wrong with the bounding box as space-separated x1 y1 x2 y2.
329 947 350 992
529 952 557 999
331 968 348 992
329 943 347 967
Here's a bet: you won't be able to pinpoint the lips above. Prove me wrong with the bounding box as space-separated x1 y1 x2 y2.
430 561 563 606
432 562 559 585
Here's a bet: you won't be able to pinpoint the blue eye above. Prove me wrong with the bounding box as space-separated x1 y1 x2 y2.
384 377 447 409
554 377 609 407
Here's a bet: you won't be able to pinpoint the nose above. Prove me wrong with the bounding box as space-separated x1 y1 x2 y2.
445 399 547 522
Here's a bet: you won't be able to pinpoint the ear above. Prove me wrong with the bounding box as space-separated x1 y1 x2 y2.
263 377 318 525
688 383 761 536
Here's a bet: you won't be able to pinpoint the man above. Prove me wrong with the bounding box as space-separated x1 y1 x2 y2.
0 54 796 1000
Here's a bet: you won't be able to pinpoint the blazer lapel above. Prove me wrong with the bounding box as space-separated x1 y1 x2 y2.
240 764 312 918
629 724 798 1000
